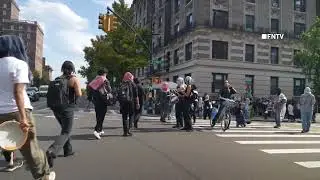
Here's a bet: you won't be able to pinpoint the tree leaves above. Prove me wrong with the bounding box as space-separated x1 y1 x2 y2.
294 17 320 95
79 0 150 85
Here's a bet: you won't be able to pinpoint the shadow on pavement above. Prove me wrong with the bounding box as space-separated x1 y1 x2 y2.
37 134 123 141
133 127 200 133
77 126 122 130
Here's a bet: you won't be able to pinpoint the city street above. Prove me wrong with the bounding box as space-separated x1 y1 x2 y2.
1 99 320 179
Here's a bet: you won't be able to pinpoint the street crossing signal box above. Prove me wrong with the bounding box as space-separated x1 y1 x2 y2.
98 14 119 32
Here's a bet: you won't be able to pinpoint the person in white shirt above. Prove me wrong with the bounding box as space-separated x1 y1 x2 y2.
273 88 287 128
0 35 55 180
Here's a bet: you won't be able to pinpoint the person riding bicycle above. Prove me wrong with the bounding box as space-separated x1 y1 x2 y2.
211 80 237 127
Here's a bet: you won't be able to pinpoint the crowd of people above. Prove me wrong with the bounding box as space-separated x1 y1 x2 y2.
0 34 318 179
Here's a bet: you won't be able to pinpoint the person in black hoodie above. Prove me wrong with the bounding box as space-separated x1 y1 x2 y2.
118 72 139 136
134 78 144 128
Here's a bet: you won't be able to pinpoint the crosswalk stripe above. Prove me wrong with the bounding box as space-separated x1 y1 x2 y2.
236 141 320 144
294 161 320 168
216 134 320 137
261 149 320 154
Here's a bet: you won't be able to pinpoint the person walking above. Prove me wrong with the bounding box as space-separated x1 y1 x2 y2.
88 68 111 139
0 35 56 179
134 78 145 128
159 82 171 123
300 87 316 133
46 61 82 168
172 77 185 128
118 72 139 136
287 101 295 122
273 88 287 128
180 76 194 131
203 95 211 120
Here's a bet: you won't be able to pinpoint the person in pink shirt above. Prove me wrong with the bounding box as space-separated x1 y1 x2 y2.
89 68 111 140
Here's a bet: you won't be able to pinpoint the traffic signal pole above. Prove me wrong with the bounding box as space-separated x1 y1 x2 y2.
106 7 152 56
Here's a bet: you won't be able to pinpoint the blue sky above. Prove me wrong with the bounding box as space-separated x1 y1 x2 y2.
16 0 133 88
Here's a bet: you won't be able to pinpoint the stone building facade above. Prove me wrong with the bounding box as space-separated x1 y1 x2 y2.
0 0 44 77
132 0 317 98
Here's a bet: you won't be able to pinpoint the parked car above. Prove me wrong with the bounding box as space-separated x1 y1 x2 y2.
39 85 49 97
26 87 40 102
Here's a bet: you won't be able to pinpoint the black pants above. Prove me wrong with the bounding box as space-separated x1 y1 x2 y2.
94 101 108 132
48 106 74 155
175 101 184 127
182 101 193 130
134 101 143 126
203 108 211 120
121 102 134 134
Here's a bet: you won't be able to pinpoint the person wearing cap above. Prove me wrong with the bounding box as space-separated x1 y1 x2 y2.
211 80 237 127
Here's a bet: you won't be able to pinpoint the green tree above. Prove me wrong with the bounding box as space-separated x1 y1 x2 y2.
79 0 151 85
294 17 320 95
32 70 41 88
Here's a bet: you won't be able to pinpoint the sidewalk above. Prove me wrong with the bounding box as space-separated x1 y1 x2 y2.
252 113 320 123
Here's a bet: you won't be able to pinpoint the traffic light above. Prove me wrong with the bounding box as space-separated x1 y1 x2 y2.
108 15 119 32
98 13 108 32
98 14 119 32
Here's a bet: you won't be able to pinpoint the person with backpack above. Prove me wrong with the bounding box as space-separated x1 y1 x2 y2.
88 68 111 139
118 72 139 136
133 78 145 128
0 35 56 179
46 61 82 168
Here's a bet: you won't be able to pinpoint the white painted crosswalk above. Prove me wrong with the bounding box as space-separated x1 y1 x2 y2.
205 122 320 169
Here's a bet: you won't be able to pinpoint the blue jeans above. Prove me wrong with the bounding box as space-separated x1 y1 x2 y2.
301 111 313 132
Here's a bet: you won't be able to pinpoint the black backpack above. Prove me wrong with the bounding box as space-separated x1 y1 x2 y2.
47 76 71 108
118 81 133 103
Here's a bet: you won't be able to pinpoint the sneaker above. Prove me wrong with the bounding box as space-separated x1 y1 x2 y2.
2 160 24 172
99 131 105 136
94 131 101 140
47 171 56 180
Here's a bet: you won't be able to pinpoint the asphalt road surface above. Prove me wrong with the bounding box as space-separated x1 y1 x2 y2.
2 108 320 179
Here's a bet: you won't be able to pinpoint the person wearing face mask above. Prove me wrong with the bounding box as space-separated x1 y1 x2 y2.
273 88 287 128
172 77 185 128
299 87 316 133
211 80 237 127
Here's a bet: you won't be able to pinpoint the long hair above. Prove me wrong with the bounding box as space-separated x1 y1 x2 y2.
61 61 75 75
0 35 32 81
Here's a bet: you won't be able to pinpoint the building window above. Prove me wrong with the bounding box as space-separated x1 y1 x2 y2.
270 77 279 95
294 0 306 12
271 47 279 64
175 0 180 13
293 49 300 66
271 19 279 33
157 57 162 71
185 42 192 61
173 75 178 83
245 75 254 96
186 13 193 27
174 23 180 36
186 0 192 5
245 44 254 62
245 15 255 32
10 25 14 30
157 36 161 47
3 4 7 8
294 23 306 38
174 49 179 65
3 11 6 15
158 16 162 28
185 73 191 78
212 40 228 59
212 73 228 93
246 0 255 3
212 10 229 29
272 0 280 8
293 78 306 96
27 34 31 39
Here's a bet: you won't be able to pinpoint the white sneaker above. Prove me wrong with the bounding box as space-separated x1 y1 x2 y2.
94 131 101 139
48 171 56 180
99 131 105 135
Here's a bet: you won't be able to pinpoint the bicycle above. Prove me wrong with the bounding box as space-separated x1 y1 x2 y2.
211 97 238 131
